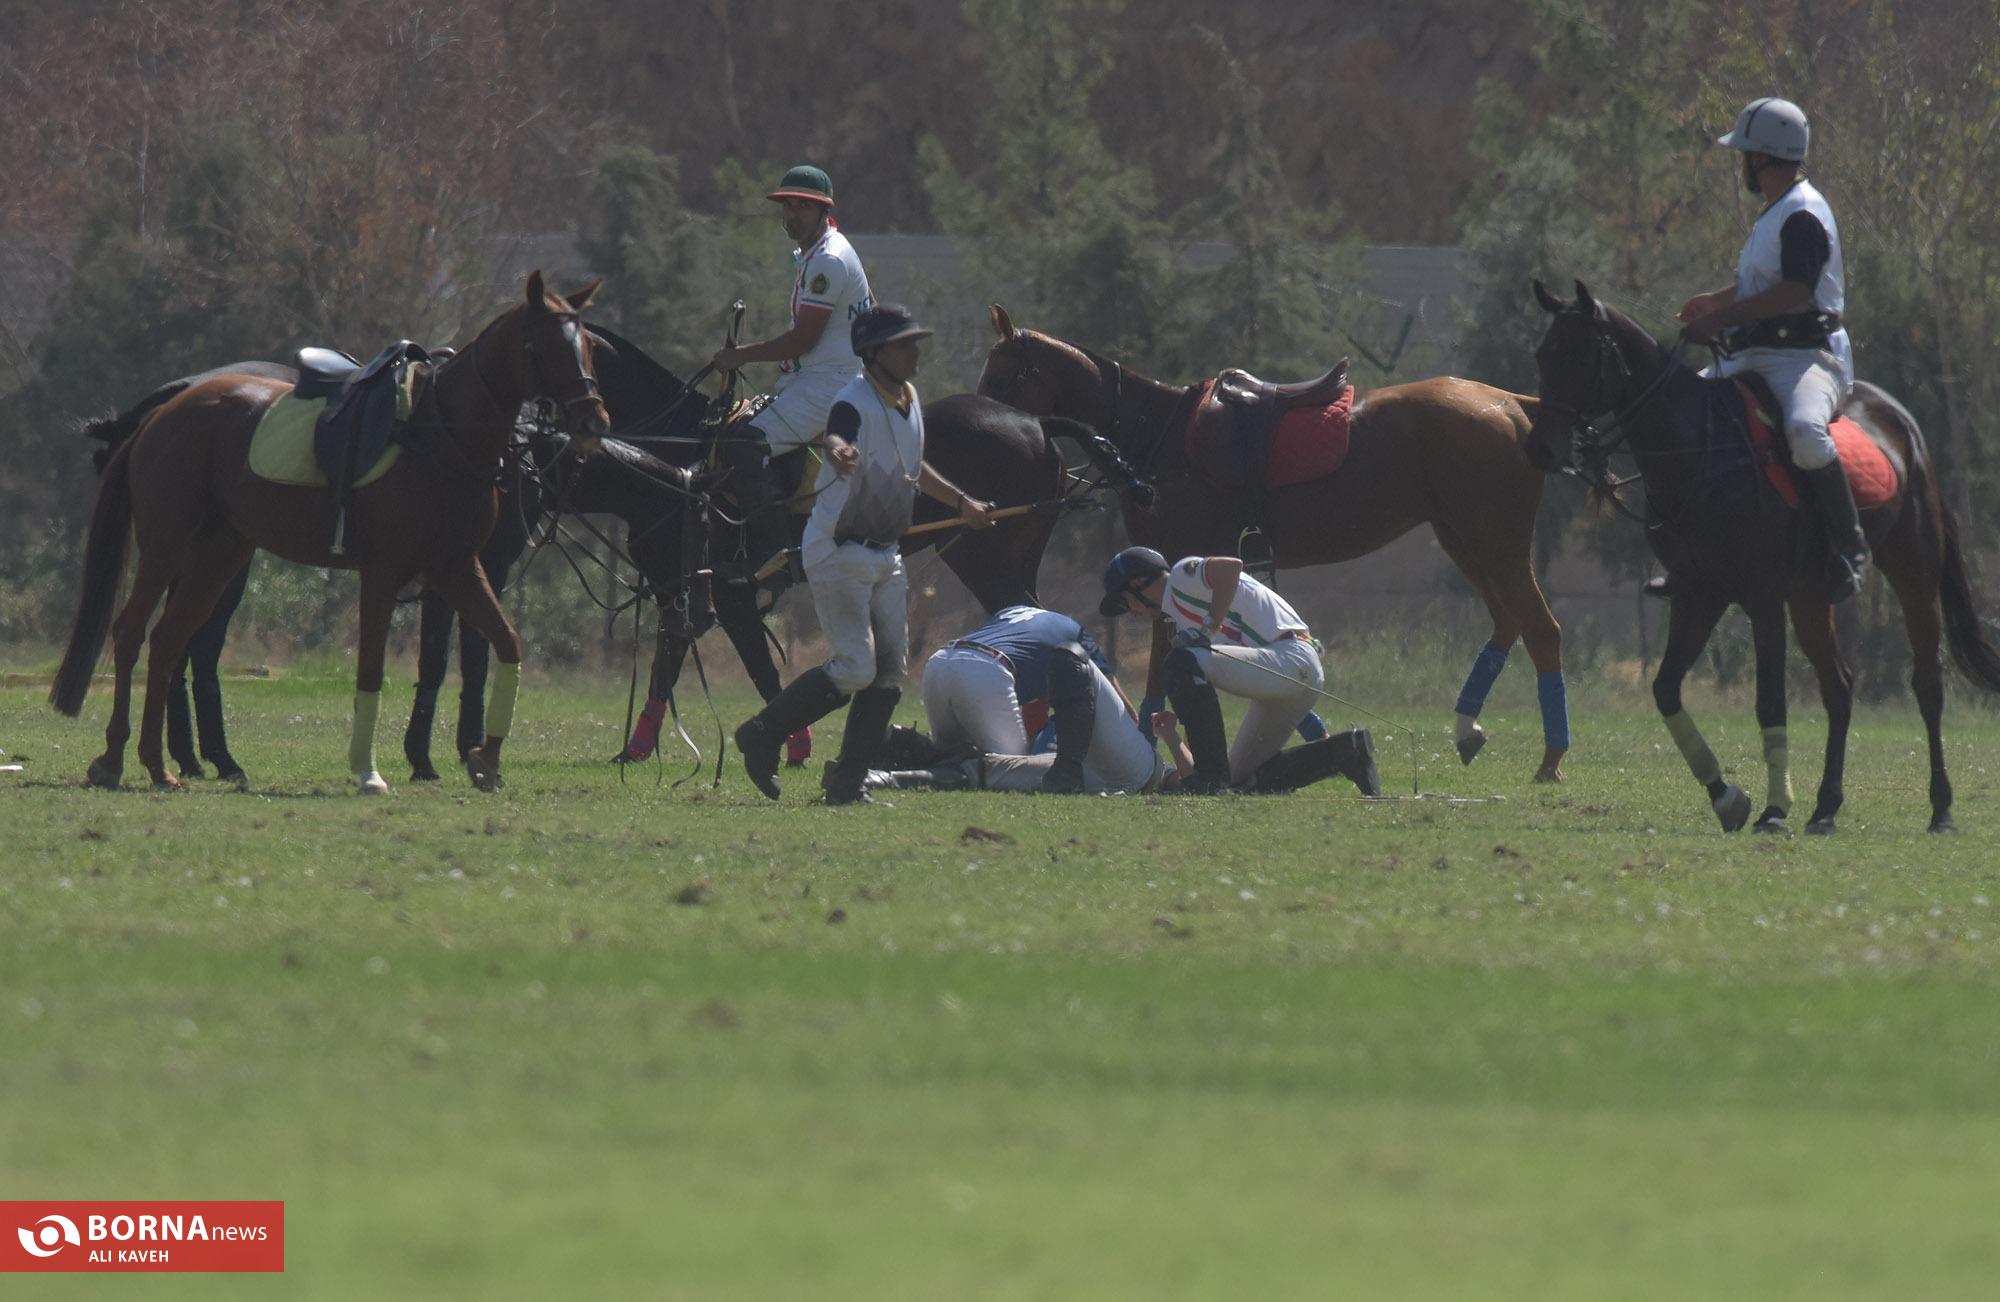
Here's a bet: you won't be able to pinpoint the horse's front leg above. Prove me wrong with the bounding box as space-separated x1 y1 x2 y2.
1652 591 1748 832
351 571 401 795
1747 598 1794 833
1788 595 1855 834
430 558 521 793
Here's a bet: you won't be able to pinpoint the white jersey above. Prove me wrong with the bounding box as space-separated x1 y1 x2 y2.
802 373 923 568
785 226 873 377
1733 178 1850 388
1160 558 1308 648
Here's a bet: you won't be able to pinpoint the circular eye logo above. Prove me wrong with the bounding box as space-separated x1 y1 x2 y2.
17 1214 80 1258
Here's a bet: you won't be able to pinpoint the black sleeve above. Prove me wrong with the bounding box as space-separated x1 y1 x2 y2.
825 401 861 440
1779 210 1830 287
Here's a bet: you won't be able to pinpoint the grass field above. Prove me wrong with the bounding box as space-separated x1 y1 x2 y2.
4 658 1999 1299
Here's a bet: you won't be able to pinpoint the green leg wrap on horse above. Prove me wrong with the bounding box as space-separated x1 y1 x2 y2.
487 661 521 739
350 690 381 775
1662 710 1722 786
1761 725 1792 815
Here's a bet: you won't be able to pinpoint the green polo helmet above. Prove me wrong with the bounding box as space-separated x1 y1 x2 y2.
767 164 834 205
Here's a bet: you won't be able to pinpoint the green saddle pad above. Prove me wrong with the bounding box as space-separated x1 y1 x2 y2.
248 393 401 488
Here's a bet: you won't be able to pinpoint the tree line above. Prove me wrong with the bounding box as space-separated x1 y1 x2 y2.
1 0 1994 682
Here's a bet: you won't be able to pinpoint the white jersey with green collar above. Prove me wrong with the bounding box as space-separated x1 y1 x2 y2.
1161 558 1308 647
785 226 873 377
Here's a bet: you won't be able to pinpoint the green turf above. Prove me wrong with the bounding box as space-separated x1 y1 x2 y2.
4 664 1999 1299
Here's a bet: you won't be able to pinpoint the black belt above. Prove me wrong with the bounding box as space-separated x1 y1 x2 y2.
1724 311 1841 351
947 640 1013 671
835 534 898 550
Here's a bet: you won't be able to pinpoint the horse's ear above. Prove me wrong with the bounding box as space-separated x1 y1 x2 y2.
564 277 603 312
1573 280 1598 314
990 303 1015 339
525 269 548 310
1532 279 1567 315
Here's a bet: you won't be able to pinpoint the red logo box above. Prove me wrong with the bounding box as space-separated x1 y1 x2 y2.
3 1202 283 1272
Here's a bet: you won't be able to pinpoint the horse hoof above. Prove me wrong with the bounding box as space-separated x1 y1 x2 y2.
86 758 122 790
150 773 184 793
1455 728 1486 766
1806 817 1837 836
1532 765 1564 784
465 750 504 793
176 763 206 780
356 771 390 796
1929 815 1957 835
219 769 249 790
1713 784 1751 833
1753 815 1789 836
409 765 442 783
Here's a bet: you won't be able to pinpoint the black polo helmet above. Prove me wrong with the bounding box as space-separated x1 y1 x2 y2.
1099 546 1170 616
851 302 932 357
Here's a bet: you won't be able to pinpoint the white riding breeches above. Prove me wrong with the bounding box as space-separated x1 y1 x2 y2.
922 646 1029 755
807 542 907 693
1714 346 1847 471
758 368 855 453
1194 638 1325 785
962 662 1165 794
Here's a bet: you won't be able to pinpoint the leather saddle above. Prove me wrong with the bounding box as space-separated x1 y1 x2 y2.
1205 356 1350 575
297 339 430 552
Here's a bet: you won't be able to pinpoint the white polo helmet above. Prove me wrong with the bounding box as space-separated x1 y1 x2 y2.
1717 97 1809 162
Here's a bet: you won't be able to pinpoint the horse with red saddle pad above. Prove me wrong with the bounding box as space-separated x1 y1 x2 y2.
1527 280 2000 837
1182 366 1357 566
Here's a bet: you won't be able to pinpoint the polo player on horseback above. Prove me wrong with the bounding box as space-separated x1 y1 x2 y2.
1677 96 1869 602
709 164 874 590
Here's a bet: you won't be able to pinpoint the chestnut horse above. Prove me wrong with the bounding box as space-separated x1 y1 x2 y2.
50 272 612 794
977 305 1568 781
1525 280 2000 833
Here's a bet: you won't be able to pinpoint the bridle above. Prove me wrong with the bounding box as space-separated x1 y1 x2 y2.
1539 313 1689 464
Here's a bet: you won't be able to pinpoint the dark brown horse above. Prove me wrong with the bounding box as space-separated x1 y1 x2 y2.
977 305 1569 781
1524 280 2000 833
51 271 611 794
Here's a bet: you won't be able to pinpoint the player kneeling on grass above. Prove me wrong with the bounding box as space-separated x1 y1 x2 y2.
1099 547 1379 797
868 604 1172 795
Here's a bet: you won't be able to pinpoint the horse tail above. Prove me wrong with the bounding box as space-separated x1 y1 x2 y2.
1935 494 2000 693
79 381 192 474
51 441 135 716
1038 415 1156 509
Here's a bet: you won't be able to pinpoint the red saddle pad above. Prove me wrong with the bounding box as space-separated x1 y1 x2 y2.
1184 381 1354 490
1738 382 1899 510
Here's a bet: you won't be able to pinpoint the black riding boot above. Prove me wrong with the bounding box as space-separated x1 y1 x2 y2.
824 686 902 805
1164 647 1231 794
1250 728 1380 797
1039 644 1097 794
716 438 794 592
864 763 974 792
735 667 848 800
1803 461 1870 602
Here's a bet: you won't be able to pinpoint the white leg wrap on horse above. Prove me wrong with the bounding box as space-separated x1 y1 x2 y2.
1762 725 1792 815
1663 710 1722 786
487 661 520 739
350 690 381 779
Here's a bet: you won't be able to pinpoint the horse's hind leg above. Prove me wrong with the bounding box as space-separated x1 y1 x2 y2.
1787 596 1854 834
1883 562 1954 832
1653 592 1749 832
90 554 178 788
1745 598 1795 833
404 590 455 781
136 535 254 789
188 560 249 784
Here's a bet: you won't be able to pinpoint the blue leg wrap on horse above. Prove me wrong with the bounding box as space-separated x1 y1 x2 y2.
1538 669 1571 752
1455 640 1512 718
1295 710 1328 742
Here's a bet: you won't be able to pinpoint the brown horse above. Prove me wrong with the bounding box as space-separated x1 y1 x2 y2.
977 305 1569 781
50 271 611 794
1525 280 2000 834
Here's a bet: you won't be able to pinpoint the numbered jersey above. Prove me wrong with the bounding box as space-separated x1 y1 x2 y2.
786 226 873 377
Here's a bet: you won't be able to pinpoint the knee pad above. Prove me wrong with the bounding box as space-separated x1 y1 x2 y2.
1163 645 1209 694
1045 641 1092 697
723 424 773 473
